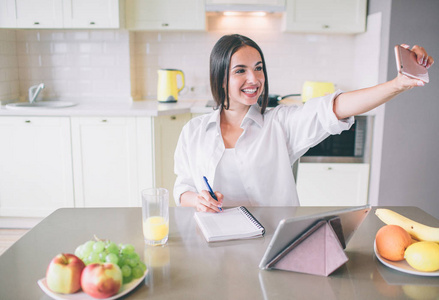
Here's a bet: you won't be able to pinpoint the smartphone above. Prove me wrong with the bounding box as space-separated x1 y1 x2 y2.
394 45 429 83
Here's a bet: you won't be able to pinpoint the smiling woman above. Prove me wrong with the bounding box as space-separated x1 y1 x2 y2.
173 33 433 213
209 34 269 113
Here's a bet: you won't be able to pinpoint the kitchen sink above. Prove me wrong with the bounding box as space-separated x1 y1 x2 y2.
5 101 77 109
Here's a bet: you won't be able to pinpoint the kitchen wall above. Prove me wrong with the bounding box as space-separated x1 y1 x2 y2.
0 29 132 103
372 0 439 219
133 14 357 100
0 30 19 103
0 13 362 104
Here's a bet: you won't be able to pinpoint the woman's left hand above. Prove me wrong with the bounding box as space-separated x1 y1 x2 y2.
395 44 434 90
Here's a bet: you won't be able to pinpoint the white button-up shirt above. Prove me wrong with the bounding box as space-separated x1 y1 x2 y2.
173 91 354 206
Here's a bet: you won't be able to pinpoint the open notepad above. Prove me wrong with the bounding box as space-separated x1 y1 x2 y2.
194 206 265 242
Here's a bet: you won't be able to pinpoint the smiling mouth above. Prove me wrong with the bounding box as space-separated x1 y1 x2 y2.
242 88 258 96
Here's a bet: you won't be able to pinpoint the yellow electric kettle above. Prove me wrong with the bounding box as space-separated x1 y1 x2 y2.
157 69 185 102
301 81 335 103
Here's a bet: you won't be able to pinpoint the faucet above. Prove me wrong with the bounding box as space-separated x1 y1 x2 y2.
28 83 45 104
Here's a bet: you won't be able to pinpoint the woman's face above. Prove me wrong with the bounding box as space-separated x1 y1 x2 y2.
226 46 265 110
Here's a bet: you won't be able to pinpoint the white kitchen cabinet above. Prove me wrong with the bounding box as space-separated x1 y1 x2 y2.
0 117 74 217
71 117 141 208
153 113 192 205
0 0 122 29
9 0 64 28
63 0 122 29
283 0 367 34
125 0 205 31
296 163 369 206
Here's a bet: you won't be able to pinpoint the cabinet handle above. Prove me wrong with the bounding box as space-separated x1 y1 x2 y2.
34 22 40 25
101 119 108 123
327 167 333 170
322 24 330 29
162 23 169 27
90 22 95 25
25 120 31 123
170 116 176 120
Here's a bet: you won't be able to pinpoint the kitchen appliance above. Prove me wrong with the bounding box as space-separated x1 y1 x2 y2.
259 94 301 107
157 69 185 103
302 116 374 163
301 81 335 103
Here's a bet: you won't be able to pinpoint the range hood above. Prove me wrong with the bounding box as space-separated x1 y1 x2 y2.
205 1 286 13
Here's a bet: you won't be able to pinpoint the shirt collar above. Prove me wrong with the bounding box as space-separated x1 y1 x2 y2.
242 104 264 128
205 104 264 131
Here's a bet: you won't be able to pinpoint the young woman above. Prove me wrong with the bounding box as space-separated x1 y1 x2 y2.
173 34 433 213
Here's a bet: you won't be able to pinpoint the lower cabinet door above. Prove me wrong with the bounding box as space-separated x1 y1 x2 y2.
0 117 74 217
297 163 370 206
71 117 139 208
153 113 192 205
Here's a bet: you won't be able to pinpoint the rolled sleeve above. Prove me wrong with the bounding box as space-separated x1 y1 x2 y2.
314 90 354 134
274 90 355 162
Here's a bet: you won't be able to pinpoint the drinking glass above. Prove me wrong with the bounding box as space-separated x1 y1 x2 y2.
142 188 169 246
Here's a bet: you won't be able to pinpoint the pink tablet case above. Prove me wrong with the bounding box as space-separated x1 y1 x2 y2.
269 220 348 276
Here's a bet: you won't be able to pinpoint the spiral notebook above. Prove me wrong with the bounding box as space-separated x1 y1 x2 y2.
194 206 265 242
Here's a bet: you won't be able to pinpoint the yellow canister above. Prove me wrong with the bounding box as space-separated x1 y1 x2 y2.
301 81 335 103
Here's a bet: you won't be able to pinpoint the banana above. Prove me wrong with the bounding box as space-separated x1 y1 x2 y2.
375 208 439 243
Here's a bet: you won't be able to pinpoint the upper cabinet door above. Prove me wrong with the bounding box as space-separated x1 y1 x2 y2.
0 0 17 28
125 0 205 31
63 0 121 29
15 0 64 28
283 0 367 34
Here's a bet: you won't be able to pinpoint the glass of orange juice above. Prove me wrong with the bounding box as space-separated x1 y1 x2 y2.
141 188 169 246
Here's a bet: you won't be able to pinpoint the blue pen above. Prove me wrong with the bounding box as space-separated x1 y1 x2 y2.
203 176 222 211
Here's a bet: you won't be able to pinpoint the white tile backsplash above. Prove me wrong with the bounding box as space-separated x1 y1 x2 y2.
0 29 19 103
133 15 357 100
1 14 376 104
8 29 133 103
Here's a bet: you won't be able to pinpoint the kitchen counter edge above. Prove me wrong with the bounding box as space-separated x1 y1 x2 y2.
0 99 215 117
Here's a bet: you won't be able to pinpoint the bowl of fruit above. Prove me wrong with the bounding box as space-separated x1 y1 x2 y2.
374 209 439 276
38 237 148 299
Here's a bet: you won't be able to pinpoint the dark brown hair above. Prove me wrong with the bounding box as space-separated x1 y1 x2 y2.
209 34 269 114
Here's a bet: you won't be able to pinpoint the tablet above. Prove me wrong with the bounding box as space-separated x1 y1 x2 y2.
259 205 371 269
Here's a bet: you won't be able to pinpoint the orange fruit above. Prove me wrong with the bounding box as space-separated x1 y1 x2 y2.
376 225 412 261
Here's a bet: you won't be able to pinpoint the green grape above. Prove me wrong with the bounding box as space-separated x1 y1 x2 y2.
74 245 84 258
132 266 144 279
127 258 138 267
139 262 147 272
88 252 100 264
93 241 105 253
121 244 135 255
106 253 119 264
123 275 133 284
117 255 127 268
83 257 91 265
106 242 119 255
127 252 140 261
121 265 132 277
83 241 95 257
99 252 107 262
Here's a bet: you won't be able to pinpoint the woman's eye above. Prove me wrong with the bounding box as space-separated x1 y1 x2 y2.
255 66 263 71
235 69 245 74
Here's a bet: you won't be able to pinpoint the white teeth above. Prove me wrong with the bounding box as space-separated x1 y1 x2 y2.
242 88 257 93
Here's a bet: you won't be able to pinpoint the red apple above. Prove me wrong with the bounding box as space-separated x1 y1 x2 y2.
81 263 122 299
46 253 85 294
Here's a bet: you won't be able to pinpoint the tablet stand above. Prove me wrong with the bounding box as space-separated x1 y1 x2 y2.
268 218 348 276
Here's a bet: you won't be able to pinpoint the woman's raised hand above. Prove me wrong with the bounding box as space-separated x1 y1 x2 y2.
396 44 434 90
